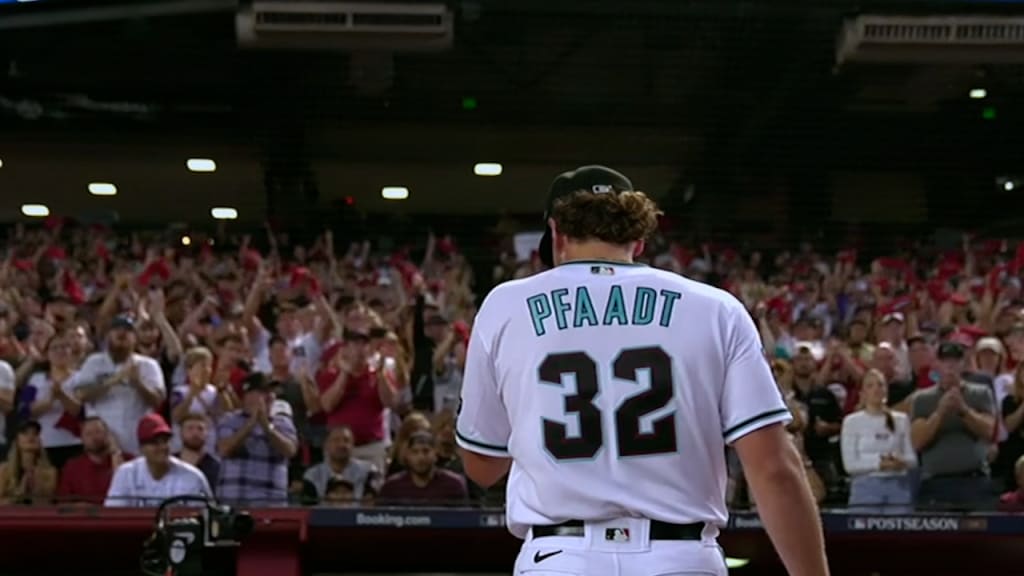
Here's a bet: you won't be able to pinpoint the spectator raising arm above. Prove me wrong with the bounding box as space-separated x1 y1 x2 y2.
126 361 165 409
216 411 259 459
376 369 399 410
256 403 297 459
320 370 350 414
146 289 183 365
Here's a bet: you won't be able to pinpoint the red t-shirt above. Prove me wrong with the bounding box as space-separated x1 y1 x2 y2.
915 366 934 389
57 453 134 504
319 369 387 445
379 469 468 503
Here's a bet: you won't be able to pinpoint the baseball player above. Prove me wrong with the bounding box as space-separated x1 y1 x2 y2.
456 166 829 576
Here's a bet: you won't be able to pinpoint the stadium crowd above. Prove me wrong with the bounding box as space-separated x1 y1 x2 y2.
0 218 1023 514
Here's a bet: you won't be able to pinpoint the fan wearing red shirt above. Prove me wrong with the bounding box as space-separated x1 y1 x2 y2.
318 330 399 472
379 431 468 505
57 417 132 504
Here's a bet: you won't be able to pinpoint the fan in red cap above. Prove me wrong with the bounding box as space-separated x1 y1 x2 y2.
137 413 172 445
104 413 213 507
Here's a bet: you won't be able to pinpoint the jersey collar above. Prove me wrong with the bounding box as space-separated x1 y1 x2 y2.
557 259 647 268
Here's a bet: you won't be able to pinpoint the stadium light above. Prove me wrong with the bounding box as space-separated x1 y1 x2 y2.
381 186 409 200
211 207 238 220
1005 180 1016 192
21 204 49 217
0 158 4 168
88 182 117 196
970 88 988 99
181 235 192 246
187 158 217 173
474 163 503 176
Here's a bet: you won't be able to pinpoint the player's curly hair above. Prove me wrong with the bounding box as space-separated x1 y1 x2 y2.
551 190 662 245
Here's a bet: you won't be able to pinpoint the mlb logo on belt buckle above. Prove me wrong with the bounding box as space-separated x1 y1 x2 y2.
605 528 630 542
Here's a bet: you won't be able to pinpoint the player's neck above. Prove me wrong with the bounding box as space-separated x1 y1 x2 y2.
560 241 634 265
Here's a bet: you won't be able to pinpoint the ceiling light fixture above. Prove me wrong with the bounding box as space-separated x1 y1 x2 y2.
970 88 988 99
211 207 238 220
21 204 49 217
381 187 409 200
474 163 503 176
89 182 117 196
187 158 217 173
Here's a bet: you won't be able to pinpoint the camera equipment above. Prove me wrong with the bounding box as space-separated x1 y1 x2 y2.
140 495 255 576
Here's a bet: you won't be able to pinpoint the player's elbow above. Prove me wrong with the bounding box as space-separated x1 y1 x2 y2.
458 448 510 489
733 423 805 483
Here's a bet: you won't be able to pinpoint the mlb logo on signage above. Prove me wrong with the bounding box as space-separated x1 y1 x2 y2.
850 518 867 530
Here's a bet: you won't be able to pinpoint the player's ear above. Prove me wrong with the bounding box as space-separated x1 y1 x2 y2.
633 239 645 258
548 218 563 252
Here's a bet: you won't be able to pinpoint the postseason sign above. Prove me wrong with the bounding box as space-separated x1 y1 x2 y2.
727 512 993 533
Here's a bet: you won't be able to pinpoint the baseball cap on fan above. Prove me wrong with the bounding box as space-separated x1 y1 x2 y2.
537 165 635 268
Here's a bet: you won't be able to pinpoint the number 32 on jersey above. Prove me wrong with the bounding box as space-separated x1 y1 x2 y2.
539 346 677 460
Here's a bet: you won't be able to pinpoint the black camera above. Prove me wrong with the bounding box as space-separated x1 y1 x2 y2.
141 496 255 576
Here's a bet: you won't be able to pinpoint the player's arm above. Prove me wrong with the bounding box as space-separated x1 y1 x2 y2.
455 318 512 489
721 303 829 576
459 451 511 489
734 425 829 576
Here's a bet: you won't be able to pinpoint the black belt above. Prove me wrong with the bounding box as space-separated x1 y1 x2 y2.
532 519 705 541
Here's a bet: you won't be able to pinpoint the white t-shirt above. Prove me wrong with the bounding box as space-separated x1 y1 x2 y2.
994 372 1015 442
168 383 220 453
25 372 82 448
456 261 791 539
68 352 166 455
105 456 213 507
252 328 321 376
840 410 918 477
0 361 13 446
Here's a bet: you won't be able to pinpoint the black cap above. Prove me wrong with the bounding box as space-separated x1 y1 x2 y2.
937 341 966 360
18 420 41 434
343 329 370 342
110 315 135 331
538 165 634 268
241 372 272 393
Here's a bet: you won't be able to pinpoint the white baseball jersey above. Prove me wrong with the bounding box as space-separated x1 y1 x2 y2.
456 260 791 539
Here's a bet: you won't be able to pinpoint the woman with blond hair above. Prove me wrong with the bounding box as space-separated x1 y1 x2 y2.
0 421 57 505
841 369 917 513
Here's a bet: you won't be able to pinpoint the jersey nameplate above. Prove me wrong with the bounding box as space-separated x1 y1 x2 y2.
526 285 682 336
